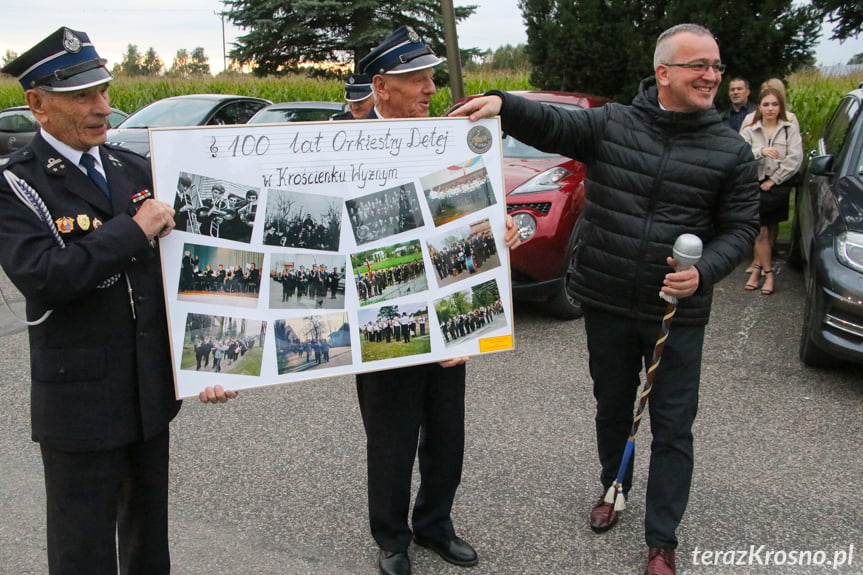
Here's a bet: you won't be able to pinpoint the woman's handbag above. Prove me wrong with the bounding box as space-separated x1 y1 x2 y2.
760 183 791 214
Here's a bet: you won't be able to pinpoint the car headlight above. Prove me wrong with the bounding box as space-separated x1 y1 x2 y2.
835 231 863 273
512 212 537 241
509 167 572 196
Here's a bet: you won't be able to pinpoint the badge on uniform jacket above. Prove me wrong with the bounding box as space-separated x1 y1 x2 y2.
56 217 74 233
76 214 90 230
92 218 103 229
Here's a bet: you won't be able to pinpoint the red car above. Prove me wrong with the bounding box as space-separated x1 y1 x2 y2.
454 91 612 318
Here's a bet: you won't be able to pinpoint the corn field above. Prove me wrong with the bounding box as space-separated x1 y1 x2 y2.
0 71 533 118
3 70 859 141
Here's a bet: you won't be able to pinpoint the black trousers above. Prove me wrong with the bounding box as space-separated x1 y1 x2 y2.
583 305 704 549
356 363 466 551
40 430 171 575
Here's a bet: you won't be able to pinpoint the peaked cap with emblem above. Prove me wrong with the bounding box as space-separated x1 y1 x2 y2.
344 73 373 102
1 27 113 92
359 25 444 76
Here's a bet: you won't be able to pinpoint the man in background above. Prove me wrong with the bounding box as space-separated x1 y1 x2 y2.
332 72 375 120
721 76 756 132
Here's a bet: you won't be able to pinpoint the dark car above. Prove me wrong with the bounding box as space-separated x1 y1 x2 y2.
248 101 349 124
106 94 271 156
0 105 127 154
789 82 863 366
453 91 612 318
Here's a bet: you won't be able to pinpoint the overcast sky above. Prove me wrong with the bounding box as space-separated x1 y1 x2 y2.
2 1 861 75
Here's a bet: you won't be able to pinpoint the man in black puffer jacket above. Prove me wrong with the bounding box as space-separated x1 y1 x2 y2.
453 23 759 575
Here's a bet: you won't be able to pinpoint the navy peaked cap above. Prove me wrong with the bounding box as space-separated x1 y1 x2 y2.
359 25 444 76
344 73 373 102
1 27 112 92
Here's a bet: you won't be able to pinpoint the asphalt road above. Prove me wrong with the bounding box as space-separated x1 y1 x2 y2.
0 258 861 575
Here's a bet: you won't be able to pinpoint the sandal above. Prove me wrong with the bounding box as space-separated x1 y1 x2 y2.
744 265 762 291
761 269 774 295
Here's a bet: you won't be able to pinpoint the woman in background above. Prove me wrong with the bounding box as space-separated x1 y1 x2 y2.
740 87 803 295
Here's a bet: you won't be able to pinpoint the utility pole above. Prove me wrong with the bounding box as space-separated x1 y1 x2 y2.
441 0 464 101
215 11 227 73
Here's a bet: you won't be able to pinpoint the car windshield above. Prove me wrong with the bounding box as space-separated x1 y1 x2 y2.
501 101 583 159
118 99 219 128
251 108 337 123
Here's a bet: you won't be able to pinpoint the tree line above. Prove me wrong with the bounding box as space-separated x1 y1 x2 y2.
2 1 862 101
1 45 212 78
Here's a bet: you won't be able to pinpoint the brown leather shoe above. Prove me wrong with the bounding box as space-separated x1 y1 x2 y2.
589 497 620 533
644 548 676 575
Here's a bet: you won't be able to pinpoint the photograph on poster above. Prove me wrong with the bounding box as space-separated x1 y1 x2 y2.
263 188 342 251
177 243 264 309
181 313 267 375
426 218 501 288
420 156 496 227
274 312 352 374
433 279 507 347
172 171 257 243
268 253 347 310
345 182 425 245
357 302 431 362
350 239 428 306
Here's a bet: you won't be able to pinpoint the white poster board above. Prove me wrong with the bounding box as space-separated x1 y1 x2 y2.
150 117 514 399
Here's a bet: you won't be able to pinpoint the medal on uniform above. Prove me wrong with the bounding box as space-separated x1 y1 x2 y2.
131 189 152 203
92 218 103 229
56 216 74 233
76 214 90 230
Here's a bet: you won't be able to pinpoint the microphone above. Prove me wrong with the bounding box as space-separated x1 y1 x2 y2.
660 234 703 304
672 233 702 270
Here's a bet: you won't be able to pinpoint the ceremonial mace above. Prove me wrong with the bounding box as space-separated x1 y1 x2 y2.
603 233 703 512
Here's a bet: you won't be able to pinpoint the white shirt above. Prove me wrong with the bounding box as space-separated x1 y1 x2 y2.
40 128 108 182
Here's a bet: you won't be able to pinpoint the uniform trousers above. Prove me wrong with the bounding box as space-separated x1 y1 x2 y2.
583 305 704 549
356 363 466 552
40 429 171 575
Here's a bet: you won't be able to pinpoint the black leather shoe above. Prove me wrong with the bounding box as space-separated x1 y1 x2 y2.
378 549 411 575
413 535 478 567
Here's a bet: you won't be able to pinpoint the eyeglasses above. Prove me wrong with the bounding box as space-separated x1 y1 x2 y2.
663 63 727 74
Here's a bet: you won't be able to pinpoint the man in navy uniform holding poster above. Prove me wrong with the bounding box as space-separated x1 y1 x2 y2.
354 26 520 575
0 28 234 575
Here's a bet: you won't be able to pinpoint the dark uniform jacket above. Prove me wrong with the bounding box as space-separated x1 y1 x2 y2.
492 77 760 325
0 133 181 452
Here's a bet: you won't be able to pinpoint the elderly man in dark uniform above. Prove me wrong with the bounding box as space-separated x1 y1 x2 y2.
0 28 235 575
332 72 375 121
353 26 520 575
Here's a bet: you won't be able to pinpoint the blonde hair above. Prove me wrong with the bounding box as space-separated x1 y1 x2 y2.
760 78 786 98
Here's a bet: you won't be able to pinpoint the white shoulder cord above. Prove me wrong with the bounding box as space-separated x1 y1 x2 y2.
2 170 62 326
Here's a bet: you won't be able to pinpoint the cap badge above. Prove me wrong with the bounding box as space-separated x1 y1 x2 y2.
406 27 420 43
62 29 82 54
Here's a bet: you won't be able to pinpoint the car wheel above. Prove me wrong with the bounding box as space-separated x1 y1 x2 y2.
787 211 803 269
798 259 834 367
544 231 583 320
